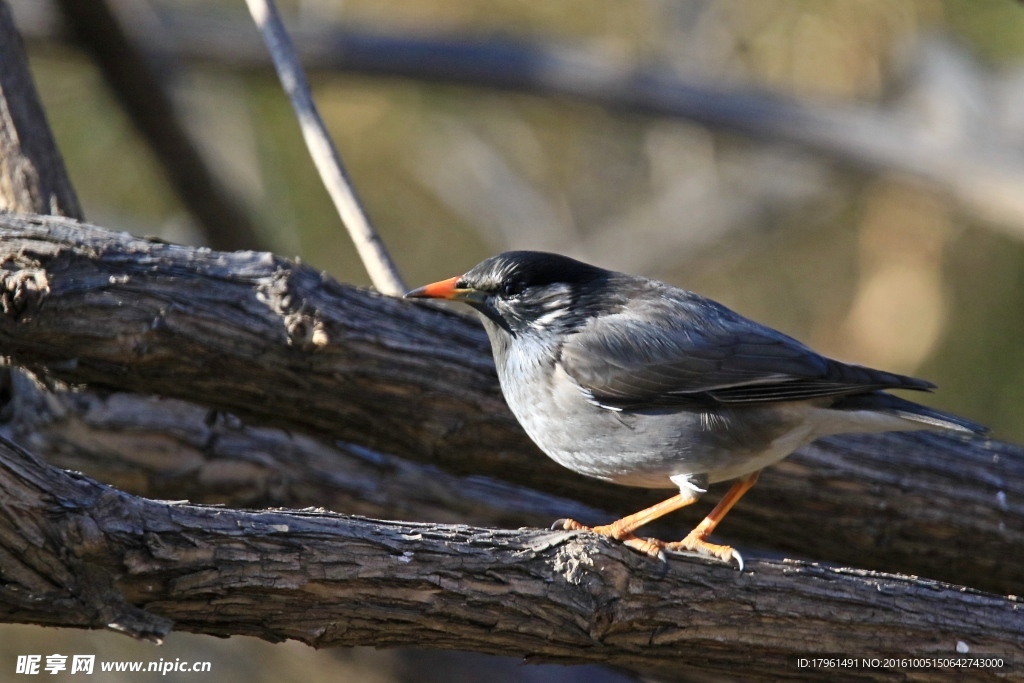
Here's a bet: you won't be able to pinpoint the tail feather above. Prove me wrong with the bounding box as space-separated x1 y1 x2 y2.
833 392 988 435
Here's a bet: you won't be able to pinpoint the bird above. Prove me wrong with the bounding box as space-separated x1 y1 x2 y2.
405 251 986 569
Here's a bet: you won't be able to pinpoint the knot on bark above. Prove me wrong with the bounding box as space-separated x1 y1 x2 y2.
552 540 599 586
256 267 329 351
0 259 49 321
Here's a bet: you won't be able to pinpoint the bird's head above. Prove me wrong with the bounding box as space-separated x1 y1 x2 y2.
405 251 609 336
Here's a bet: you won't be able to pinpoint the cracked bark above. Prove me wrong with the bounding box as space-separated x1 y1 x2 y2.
0 434 1020 683
3 0 540 561
0 213 1020 598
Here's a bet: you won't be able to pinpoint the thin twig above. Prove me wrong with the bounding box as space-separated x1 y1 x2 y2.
244 0 405 295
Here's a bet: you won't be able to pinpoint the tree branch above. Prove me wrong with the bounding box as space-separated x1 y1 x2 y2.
0 434 1020 683
2 0 569 534
0 214 1019 596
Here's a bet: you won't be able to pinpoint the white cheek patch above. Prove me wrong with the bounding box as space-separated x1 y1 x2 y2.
529 284 572 330
533 308 567 328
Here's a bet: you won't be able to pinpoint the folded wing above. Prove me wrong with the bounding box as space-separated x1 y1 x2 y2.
560 291 933 410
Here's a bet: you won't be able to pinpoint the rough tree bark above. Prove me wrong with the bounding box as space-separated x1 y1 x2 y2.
4 0 531 552
2 0 540 547
0 214 1019 598
0 434 1020 683
0 9 621 683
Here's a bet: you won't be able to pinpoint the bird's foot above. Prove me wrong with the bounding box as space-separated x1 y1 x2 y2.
663 532 744 571
551 518 667 562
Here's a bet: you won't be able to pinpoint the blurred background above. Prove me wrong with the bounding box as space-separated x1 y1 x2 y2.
4 0 1024 680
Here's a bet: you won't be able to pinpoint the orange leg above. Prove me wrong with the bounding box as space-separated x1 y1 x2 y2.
553 491 700 561
664 470 760 569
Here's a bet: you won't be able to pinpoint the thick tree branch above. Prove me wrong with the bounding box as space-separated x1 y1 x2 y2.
0 214 1019 597
5 0 541 547
0 434 1020 683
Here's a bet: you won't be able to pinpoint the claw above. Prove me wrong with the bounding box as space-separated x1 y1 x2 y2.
730 549 744 572
663 532 744 571
547 515 747 574
652 552 670 578
621 535 667 562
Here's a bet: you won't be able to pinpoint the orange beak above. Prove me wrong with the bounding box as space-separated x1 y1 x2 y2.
404 276 486 304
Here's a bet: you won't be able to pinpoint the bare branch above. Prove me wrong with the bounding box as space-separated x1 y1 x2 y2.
0 214 1019 597
243 0 405 295
0 434 1020 683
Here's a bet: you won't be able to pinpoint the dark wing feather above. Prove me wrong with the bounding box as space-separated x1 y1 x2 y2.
560 287 933 409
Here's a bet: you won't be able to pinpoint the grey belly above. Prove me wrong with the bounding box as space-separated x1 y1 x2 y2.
492 341 819 489
503 371 816 488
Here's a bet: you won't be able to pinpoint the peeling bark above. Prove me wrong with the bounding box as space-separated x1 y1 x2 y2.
0 214 1020 597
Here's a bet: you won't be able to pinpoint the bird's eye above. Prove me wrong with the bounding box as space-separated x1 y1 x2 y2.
502 282 524 297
